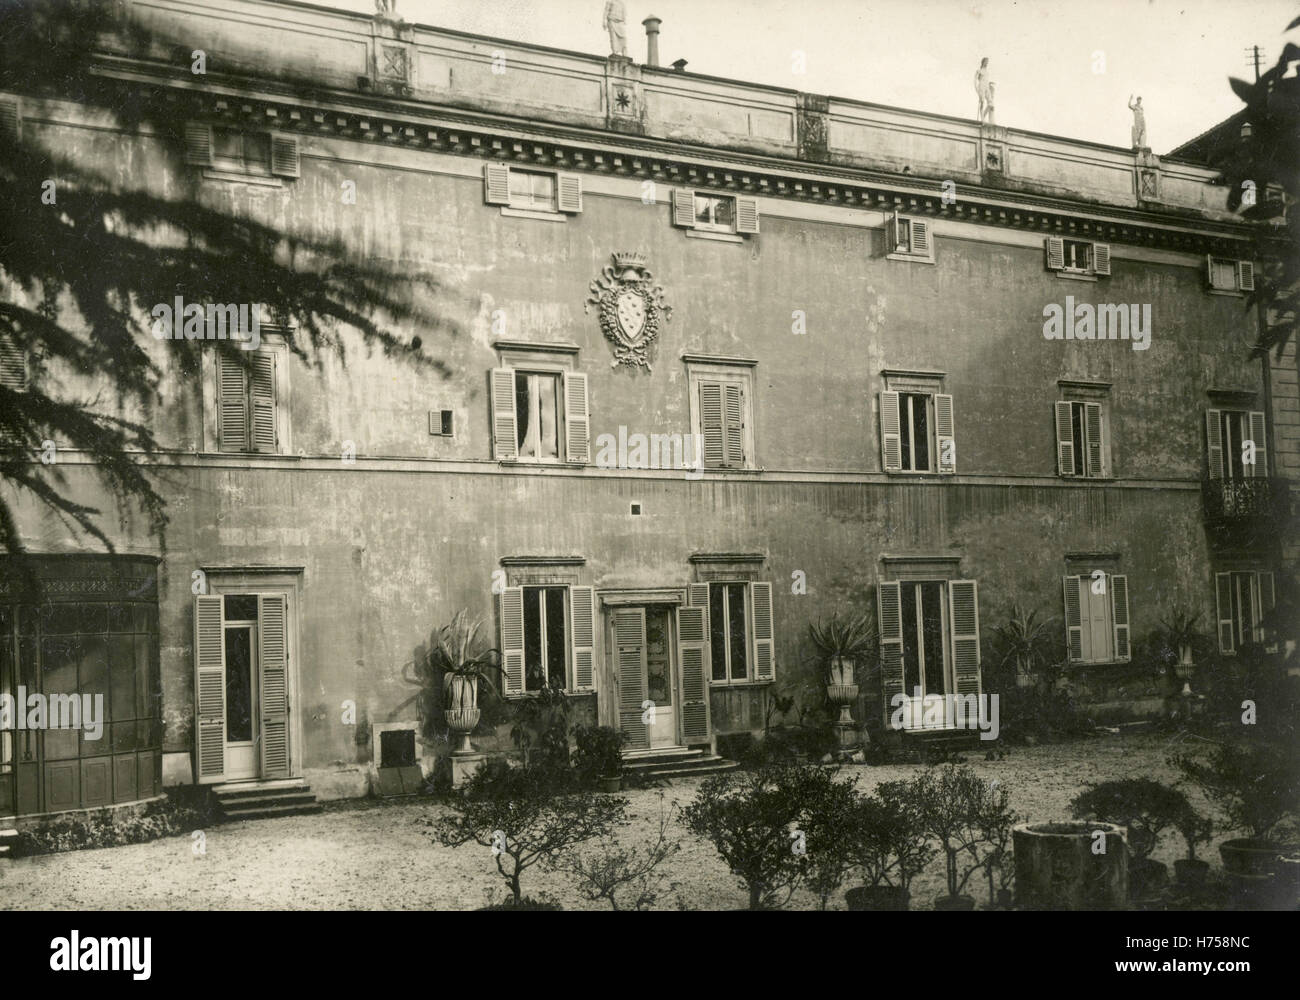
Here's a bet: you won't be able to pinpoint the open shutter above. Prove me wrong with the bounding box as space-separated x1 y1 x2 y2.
490 368 517 461
1247 411 1267 477
1205 409 1223 480
258 594 290 779
1092 242 1111 276
249 352 277 453
269 134 300 178
615 608 649 750
876 582 904 724
563 371 590 464
880 391 901 472
1256 572 1276 645
699 381 724 466
1205 254 1216 288
910 219 931 258
1237 260 1255 292
1215 573 1234 654
570 585 595 690
499 587 525 694
889 212 902 252
194 595 226 783
484 162 511 205
556 172 583 213
949 580 981 696
217 353 249 452
1045 236 1064 271
0 98 19 143
1055 401 1076 475
723 383 745 467
1084 402 1104 477
736 197 760 234
0 336 27 390
1063 576 1083 662
750 582 775 681
184 121 213 166
672 188 696 228
935 393 956 474
1109 574 1130 661
677 603 712 744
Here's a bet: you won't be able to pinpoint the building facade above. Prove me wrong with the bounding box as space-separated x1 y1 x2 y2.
0 0 1294 816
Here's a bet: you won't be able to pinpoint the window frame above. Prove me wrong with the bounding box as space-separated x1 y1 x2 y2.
513 368 565 464
1061 239 1093 273
521 584 570 692
687 362 756 471
897 391 934 473
886 212 935 263
708 580 752 685
1063 571 1131 665
1216 570 1275 654
899 579 952 698
693 193 737 235
211 127 272 178
202 332 292 456
506 168 558 214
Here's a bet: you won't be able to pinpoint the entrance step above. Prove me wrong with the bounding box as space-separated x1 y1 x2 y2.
0 827 17 859
623 748 741 781
213 780 320 822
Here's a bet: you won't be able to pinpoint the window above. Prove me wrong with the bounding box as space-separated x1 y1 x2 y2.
901 581 949 698
1045 236 1111 277
217 351 279 453
429 410 454 437
497 584 596 694
184 123 299 179
887 213 933 261
672 189 760 235
213 128 271 177
880 389 956 474
1063 572 1130 663
1215 570 1275 654
1206 256 1254 293
489 367 589 463
694 194 735 233
508 170 556 212
1055 400 1107 477
1206 408 1267 480
482 164 582 215
687 364 755 469
522 586 568 691
1062 239 1092 271
706 581 775 684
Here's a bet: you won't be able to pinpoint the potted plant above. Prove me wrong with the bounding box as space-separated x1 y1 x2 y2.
909 765 1002 910
1070 778 1190 900
993 605 1055 689
844 780 933 911
1173 803 1214 889
808 613 876 755
429 611 503 755
574 725 628 792
1159 606 1202 679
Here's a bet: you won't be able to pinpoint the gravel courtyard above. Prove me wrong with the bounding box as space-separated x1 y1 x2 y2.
0 733 1227 910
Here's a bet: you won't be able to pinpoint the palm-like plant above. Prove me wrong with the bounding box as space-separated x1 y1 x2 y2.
1158 606 1203 668
993 606 1056 687
808 613 878 684
430 611 502 711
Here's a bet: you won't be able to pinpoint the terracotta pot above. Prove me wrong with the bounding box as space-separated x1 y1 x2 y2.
1129 858 1168 899
444 707 481 755
1220 838 1283 877
934 894 976 911
599 776 622 793
845 886 910 911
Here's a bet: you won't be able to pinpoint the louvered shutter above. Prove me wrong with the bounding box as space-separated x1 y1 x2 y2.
880 390 902 472
948 580 981 696
1046 236 1064 271
1092 242 1111 276
615 608 649 750
556 172 583 213
484 163 511 205
1109 574 1130 661
1247 411 1267 477
563 371 589 464
258 594 290 778
499 587 525 694
672 189 696 228
1205 409 1223 480
217 353 249 452
699 381 724 467
250 352 277 453
1064 576 1083 662
911 219 931 258
1205 254 1216 288
0 98 19 143
0 336 26 390
1055 401 1076 475
1256 572 1276 645
490 368 517 461
1238 260 1255 292
723 383 745 467
193 595 226 783
889 212 902 252
687 583 710 609
570 586 595 690
1215 573 1234 654
736 197 760 234
876 581 904 724
1085 402 1104 477
269 134 300 178
184 122 213 166
935 393 956 474
677 604 712 743
750 582 775 681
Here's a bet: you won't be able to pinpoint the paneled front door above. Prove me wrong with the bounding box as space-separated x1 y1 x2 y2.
613 605 679 750
643 607 677 748
222 621 259 781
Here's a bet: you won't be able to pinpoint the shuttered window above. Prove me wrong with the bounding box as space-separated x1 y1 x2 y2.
497 584 595 694
888 213 933 261
692 373 751 470
0 334 28 391
881 390 956 474
672 190 759 235
192 125 299 180
1046 237 1111 277
1056 400 1107 477
1205 256 1254 293
1215 570 1276 654
706 581 776 684
1063 572 1130 663
217 351 279 453
484 164 582 214
1207 409 1267 480
489 367 589 464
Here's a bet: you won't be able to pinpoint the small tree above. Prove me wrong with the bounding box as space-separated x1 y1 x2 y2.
1172 737 1300 841
1070 779 1190 862
1175 802 1214 862
431 760 626 906
558 793 681 910
849 780 934 892
910 765 1005 901
800 776 863 910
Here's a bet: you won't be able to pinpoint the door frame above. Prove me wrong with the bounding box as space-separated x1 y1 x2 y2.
598 589 688 747
220 618 260 781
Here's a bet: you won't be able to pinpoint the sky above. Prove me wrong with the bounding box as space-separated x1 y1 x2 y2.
305 0 1299 153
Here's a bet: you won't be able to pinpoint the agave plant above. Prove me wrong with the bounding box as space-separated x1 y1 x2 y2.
808 612 877 684
993 606 1056 685
1158 606 1202 664
430 611 503 711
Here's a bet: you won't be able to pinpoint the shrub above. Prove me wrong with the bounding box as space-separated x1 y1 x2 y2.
1070 779 1190 861
557 792 681 910
799 776 863 910
909 764 1017 902
847 780 934 892
1174 803 1214 861
1172 735 1300 841
995 685 1096 745
573 724 627 788
12 786 218 858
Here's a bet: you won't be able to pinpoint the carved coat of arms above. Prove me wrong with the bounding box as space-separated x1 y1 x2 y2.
585 252 671 371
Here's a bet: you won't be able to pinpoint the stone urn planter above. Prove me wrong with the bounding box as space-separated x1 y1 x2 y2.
1219 838 1284 878
1013 821 1128 910
826 657 860 754
443 674 480 755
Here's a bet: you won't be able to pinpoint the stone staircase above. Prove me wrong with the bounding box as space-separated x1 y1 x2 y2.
0 827 17 860
623 747 740 783
212 778 321 822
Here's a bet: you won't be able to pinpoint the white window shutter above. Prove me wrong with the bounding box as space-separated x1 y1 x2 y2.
184 122 213 166
1046 236 1064 271
736 197 760 234
948 580 981 696
911 219 931 258
217 353 249 452
1084 402 1104 477
876 581 905 722
570 585 595 689
1205 409 1224 480
484 162 511 205
0 98 20 143
677 603 712 743
615 608 650 750
1215 573 1234 654
1205 254 1215 287
1247 411 1267 477
699 381 724 466
723 383 745 467
193 595 226 782
1063 576 1083 662
556 172 583 213
269 133 300 178
1254 572 1275 644
935 393 956 474
889 212 902 252
258 593 290 778
1092 242 1111 276
499 587 525 694
250 352 277 453
1109 574 1130 661
1055 401 1075 475
672 188 696 228
0 335 27 390
880 390 902 472
490 368 517 461
563 371 590 464
1237 260 1255 292
750 582 775 681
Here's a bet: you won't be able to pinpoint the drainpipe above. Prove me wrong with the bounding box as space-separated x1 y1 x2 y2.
642 16 661 68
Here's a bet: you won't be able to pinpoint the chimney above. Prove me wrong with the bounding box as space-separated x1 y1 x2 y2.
642 16 662 68
671 58 688 74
